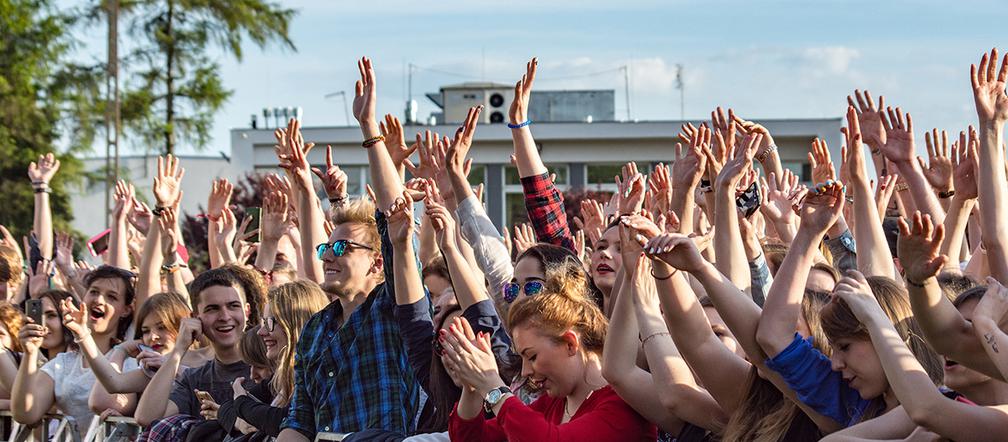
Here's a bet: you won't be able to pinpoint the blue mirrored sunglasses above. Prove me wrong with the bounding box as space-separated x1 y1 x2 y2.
502 280 544 304
315 239 374 260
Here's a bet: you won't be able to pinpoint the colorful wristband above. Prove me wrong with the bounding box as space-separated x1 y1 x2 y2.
507 120 532 129
362 135 385 148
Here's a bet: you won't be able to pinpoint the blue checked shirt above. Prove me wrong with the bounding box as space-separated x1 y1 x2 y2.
281 211 421 438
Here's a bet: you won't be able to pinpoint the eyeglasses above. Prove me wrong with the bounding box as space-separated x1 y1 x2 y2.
502 280 544 304
261 316 276 333
315 240 374 260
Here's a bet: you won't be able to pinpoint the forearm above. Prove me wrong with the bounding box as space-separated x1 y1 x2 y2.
441 242 487 310
11 351 50 424
108 218 130 269
973 318 1008 381
694 262 765 361
391 242 424 306
255 237 279 274
362 122 405 210
456 197 514 296
670 188 695 234
455 387 486 420
511 127 547 177
134 348 184 425
864 314 946 422
713 185 751 292
756 230 819 356
208 233 223 269
851 177 896 278
33 193 53 259
895 161 946 225
297 191 326 283
977 125 1008 280
601 272 638 379
136 227 163 309
418 212 438 267
940 197 976 267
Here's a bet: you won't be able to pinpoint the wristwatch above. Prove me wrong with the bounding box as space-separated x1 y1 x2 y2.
483 386 512 416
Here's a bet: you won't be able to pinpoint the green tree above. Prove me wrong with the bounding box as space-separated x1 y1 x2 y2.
120 0 296 155
0 0 104 239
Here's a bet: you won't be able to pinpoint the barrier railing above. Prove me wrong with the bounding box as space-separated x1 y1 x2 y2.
314 432 348 442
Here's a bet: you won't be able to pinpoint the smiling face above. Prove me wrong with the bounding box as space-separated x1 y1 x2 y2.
140 314 176 355
257 303 287 361
321 223 381 297
196 285 248 351
84 278 132 336
829 337 888 400
589 227 621 294
512 324 582 398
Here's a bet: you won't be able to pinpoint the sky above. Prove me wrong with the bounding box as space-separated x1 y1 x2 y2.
70 0 1008 157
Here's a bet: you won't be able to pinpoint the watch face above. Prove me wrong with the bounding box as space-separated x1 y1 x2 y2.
487 389 502 403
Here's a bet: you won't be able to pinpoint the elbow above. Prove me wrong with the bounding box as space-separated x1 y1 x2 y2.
755 324 781 357
905 400 943 431
600 361 624 388
133 406 159 427
657 383 695 418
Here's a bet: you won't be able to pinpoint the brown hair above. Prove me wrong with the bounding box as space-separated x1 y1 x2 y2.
821 276 944 403
0 302 24 353
133 292 190 341
0 246 22 286
330 198 382 253
241 325 270 369
506 272 607 355
267 281 329 406
34 290 76 354
421 256 449 282
219 264 266 327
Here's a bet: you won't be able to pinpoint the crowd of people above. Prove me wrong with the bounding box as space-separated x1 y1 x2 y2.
1 48 1008 442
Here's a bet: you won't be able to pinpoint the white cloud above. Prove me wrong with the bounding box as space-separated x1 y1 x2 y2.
798 46 861 75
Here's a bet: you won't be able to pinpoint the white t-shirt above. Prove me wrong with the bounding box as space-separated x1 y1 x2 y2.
40 350 138 436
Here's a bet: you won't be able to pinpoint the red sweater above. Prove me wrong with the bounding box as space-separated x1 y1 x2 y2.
448 385 657 442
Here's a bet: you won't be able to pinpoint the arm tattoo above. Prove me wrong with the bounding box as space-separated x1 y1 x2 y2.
985 333 1000 353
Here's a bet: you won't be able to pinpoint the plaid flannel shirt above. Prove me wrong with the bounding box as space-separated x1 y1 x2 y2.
280 211 420 439
521 172 576 252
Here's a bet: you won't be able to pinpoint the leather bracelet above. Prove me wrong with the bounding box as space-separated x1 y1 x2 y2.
33 186 51 194
651 268 677 280
905 277 932 288
937 189 955 199
328 195 348 205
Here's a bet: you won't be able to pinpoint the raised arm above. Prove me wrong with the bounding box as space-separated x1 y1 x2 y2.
11 318 54 425
756 181 844 357
671 128 709 236
387 189 424 307
134 317 199 426
836 270 1008 442
848 90 888 182
256 187 290 277
972 48 1008 282
509 58 546 177
28 153 60 260
427 196 487 311
352 57 405 211
843 106 897 278
276 119 325 283
759 170 802 244
940 133 979 269
712 130 763 292
733 112 783 180
108 181 134 269
879 106 945 225
206 179 233 269
973 278 1008 382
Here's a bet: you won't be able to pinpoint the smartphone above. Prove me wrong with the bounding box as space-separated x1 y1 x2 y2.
194 390 213 403
736 182 762 219
26 299 43 325
244 207 261 243
138 344 155 354
28 234 43 273
87 229 112 257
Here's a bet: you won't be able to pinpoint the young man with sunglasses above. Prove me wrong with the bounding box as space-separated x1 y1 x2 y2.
278 57 420 442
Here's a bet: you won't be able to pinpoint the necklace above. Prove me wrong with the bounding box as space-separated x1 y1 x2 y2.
563 388 596 419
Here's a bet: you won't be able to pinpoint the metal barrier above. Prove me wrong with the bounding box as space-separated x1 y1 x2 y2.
314 432 348 442
0 412 68 442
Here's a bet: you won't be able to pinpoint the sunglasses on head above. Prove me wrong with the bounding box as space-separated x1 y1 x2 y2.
502 280 544 304
315 239 374 260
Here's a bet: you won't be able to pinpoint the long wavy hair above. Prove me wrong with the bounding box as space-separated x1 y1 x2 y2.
267 281 328 406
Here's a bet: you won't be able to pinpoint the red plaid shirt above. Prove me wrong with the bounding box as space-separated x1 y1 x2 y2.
521 173 575 252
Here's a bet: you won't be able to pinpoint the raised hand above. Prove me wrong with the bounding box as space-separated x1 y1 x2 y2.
310 145 349 202
808 138 836 185
617 162 646 215
59 297 89 338
732 113 777 162
261 190 290 244
446 106 482 176
879 106 916 165
54 232 74 270
127 200 153 235
352 57 378 126
277 118 316 192
18 319 46 354
26 259 54 298
386 190 415 246
760 170 800 227
970 48 1008 126
159 205 181 260
874 174 898 220
576 198 606 246
798 180 845 235
714 131 762 190
113 180 135 222
648 163 671 214
897 212 947 284
848 90 887 148
832 270 884 322
175 317 203 351
842 105 870 183
509 58 537 125
380 114 418 171
953 129 980 200
207 178 233 221
711 107 737 157
153 155 184 208
512 223 537 256
920 129 953 193
406 130 442 181
641 232 707 274
671 137 707 190
426 199 457 250
27 153 60 185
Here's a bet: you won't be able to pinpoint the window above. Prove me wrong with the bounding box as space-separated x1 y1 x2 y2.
587 163 624 186
468 165 487 187
781 161 812 183
504 164 568 186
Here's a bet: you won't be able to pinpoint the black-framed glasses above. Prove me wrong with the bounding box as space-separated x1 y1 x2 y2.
261 316 276 333
315 239 374 260
502 280 545 304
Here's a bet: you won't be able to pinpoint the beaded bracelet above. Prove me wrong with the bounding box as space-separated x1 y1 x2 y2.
756 144 778 163
362 135 385 148
507 120 532 129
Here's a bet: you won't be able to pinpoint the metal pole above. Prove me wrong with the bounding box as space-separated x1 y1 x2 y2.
105 0 120 227
623 65 631 121
676 63 684 120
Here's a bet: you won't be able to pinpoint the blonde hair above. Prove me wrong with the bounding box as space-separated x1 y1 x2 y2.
0 302 24 353
330 198 382 252
507 271 606 355
268 280 329 406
